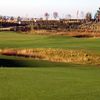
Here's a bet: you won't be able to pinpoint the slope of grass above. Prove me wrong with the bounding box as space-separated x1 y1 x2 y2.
0 56 100 100
0 31 100 100
0 31 100 53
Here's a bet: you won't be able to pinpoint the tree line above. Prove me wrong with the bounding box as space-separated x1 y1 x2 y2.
0 7 100 23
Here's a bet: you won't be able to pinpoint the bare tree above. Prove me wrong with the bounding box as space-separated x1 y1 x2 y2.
17 16 22 24
0 15 2 20
10 16 14 22
53 12 58 19
3 16 7 22
44 12 49 20
0 15 2 28
66 14 71 19
85 12 92 22
76 10 79 19
80 11 84 19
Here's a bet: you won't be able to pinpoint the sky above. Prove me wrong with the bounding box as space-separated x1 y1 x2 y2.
0 0 100 19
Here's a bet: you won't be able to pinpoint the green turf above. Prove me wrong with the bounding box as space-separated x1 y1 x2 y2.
0 31 100 53
0 31 100 100
0 57 100 100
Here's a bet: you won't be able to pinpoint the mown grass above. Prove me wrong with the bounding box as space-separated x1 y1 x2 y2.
0 56 100 100
0 31 100 100
0 31 100 53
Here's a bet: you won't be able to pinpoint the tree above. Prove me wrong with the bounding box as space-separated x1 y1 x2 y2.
53 12 58 19
0 16 2 28
2 16 7 22
66 14 71 19
44 12 49 20
0 15 2 20
94 8 100 22
94 12 98 22
17 16 21 24
10 16 14 21
85 12 92 22
80 11 84 19
98 8 100 21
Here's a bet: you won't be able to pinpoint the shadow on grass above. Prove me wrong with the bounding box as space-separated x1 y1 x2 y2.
0 58 67 68
0 58 32 67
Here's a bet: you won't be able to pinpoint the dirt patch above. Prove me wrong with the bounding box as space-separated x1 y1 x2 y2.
0 48 100 65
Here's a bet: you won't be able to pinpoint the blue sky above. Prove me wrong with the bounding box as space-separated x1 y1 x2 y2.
0 0 100 18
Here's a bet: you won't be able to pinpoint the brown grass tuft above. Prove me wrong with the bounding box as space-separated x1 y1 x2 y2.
0 48 100 65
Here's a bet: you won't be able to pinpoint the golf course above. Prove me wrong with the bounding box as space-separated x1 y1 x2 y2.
0 31 100 100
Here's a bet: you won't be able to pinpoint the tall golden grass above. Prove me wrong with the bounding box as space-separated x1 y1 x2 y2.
0 48 100 65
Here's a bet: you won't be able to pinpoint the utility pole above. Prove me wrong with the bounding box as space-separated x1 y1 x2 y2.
77 10 79 21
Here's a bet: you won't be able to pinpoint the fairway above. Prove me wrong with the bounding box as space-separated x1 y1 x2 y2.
0 31 100 100
0 61 100 100
0 32 100 53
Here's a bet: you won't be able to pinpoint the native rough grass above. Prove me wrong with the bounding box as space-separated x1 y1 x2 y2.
0 48 100 65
